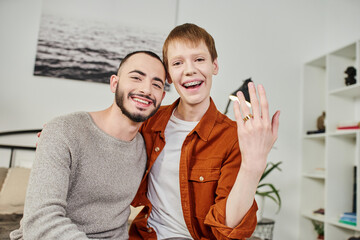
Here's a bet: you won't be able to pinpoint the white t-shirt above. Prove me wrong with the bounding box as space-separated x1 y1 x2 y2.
147 110 198 240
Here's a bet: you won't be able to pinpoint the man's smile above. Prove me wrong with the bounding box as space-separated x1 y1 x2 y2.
129 94 155 108
182 80 204 89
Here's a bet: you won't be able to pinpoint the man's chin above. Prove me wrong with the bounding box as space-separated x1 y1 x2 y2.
117 98 160 123
126 108 158 123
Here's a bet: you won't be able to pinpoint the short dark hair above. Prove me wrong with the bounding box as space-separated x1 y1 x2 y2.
117 50 165 75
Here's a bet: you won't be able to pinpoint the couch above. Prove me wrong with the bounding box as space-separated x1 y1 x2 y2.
0 167 29 240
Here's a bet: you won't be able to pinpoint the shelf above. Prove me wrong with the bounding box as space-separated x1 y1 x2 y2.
329 130 359 138
303 172 325 179
303 133 326 139
329 84 360 98
328 218 359 232
300 39 360 240
302 211 325 222
306 56 326 68
331 42 356 59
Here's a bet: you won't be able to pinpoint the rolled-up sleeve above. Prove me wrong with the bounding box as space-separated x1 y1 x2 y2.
203 139 258 239
205 199 257 239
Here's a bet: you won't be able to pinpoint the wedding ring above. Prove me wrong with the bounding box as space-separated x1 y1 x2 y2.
243 114 253 122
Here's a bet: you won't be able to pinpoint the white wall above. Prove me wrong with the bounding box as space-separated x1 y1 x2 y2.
1 0 360 239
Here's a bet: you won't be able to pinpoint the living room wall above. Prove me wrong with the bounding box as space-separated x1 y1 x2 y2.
1 0 360 239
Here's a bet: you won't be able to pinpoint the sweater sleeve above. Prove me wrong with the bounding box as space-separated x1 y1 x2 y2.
203 140 258 240
12 119 90 240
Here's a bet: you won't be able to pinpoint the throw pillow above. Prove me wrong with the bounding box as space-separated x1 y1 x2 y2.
0 167 31 214
0 168 8 191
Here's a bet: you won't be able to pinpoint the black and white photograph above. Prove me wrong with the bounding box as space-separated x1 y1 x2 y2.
33 0 177 84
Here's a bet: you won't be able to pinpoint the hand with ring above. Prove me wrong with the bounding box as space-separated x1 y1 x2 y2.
243 114 253 122
233 82 280 174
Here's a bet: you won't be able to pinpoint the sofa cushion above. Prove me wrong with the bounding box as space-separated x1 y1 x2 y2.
0 168 8 191
0 167 31 214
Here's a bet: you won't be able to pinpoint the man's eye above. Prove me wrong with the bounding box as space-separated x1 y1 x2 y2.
196 58 205 62
153 84 162 89
131 76 141 80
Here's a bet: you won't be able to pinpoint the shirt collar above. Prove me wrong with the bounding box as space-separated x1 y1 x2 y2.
151 97 218 142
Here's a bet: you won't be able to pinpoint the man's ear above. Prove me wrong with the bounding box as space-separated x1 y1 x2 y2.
110 75 119 93
213 58 219 75
161 91 166 101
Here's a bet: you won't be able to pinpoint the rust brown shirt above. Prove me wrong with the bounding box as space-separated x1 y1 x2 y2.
130 98 257 240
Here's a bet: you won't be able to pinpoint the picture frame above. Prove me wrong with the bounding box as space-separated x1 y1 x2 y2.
34 0 177 88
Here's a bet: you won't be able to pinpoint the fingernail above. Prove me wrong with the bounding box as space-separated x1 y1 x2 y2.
229 95 240 103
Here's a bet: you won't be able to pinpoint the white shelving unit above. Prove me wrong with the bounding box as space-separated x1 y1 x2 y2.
300 40 360 240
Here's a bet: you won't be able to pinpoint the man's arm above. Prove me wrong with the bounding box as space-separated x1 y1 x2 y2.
226 82 280 227
204 83 279 239
17 120 89 240
203 139 258 240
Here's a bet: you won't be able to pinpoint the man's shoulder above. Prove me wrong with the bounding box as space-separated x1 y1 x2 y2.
49 111 87 123
45 111 89 132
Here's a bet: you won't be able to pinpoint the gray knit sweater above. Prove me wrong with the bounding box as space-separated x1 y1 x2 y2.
10 112 146 240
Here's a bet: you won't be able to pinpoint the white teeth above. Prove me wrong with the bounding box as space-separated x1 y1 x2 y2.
184 81 202 87
133 98 150 104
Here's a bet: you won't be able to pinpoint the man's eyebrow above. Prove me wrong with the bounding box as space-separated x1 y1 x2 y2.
129 70 146 76
129 70 164 86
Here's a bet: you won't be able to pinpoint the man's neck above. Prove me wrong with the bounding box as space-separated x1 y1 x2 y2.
89 104 141 142
174 97 210 122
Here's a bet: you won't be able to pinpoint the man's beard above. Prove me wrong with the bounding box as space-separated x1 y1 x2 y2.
115 88 160 123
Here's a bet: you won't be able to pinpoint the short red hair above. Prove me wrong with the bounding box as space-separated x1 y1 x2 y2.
162 23 218 72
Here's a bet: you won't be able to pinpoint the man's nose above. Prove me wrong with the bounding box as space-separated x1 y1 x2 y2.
139 79 152 95
184 62 196 76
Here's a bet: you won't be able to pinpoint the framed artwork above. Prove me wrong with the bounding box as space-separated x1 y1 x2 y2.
34 0 177 87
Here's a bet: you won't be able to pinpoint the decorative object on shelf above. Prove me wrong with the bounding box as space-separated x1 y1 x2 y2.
317 112 326 131
224 78 253 115
336 121 360 131
306 129 325 134
336 167 357 227
339 212 356 226
256 161 282 221
344 66 357 86
313 208 325 215
306 111 326 135
353 166 357 213
348 237 360 240
311 220 324 240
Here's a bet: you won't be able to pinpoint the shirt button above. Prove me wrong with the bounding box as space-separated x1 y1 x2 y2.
144 214 148 218
199 176 204 181
154 147 160 152
147 228 153 233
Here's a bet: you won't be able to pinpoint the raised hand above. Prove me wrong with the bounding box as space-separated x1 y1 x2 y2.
35 124 46 148
233 82 280 174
